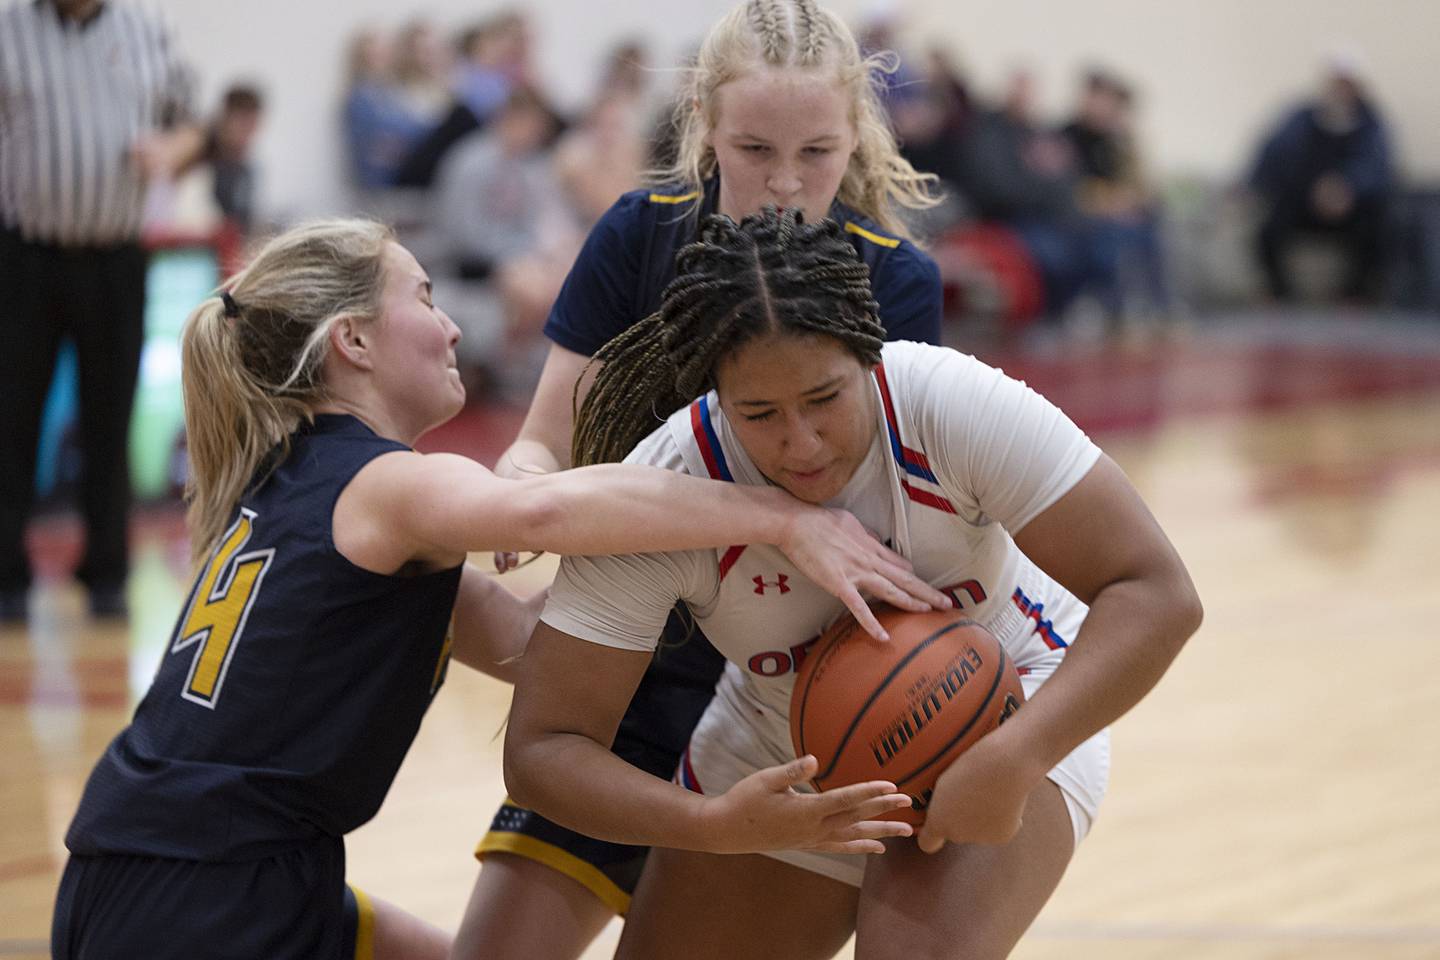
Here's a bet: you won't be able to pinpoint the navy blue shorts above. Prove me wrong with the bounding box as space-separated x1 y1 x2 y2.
52 835 375 959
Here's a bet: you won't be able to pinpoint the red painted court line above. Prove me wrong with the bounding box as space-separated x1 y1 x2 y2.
0 655 132 709
25 505 189 581
1247 446 1440 506
0 854 56 885
982 340 1440 436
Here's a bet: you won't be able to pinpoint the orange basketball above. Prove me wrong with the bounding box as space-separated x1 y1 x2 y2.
790 606 1024 825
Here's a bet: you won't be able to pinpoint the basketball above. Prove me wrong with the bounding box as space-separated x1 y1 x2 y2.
790 606 1025 825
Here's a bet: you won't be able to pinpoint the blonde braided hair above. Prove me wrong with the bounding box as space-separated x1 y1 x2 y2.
648 0 939 241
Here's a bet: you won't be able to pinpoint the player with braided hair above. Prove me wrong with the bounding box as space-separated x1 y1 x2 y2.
455 4 950 957
573 212 885 468
505 207 1202 959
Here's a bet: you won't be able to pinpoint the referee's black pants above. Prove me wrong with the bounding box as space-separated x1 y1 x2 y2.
0 229 147 593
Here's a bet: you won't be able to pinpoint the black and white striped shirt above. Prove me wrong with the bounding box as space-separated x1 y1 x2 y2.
0 0 194 246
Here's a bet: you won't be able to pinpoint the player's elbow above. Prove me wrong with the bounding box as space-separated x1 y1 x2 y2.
1164 572 1204 652
1180 587 1204 641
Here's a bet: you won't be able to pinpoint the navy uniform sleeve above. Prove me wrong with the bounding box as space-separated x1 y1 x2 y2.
872 242 944 346
542 192 648 357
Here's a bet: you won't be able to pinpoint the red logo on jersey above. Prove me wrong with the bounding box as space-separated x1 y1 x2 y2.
753 574 790 595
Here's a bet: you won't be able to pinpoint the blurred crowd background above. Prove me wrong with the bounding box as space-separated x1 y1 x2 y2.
22 0 1440 512
149 1 1439 392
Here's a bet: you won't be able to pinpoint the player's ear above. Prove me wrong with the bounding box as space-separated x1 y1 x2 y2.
328 314 375 371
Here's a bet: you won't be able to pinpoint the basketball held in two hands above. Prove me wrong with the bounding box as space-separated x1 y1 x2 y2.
790 606 1024 825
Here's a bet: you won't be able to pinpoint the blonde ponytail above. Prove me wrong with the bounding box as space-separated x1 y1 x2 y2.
179 218 394 564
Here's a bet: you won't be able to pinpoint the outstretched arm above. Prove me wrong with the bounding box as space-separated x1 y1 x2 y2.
338 451 950 640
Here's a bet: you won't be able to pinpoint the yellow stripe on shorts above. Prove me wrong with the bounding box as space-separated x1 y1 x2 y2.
349 883 376 960
477 832 632 916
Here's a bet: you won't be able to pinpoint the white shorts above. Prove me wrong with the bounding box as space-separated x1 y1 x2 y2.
676 670 1111 887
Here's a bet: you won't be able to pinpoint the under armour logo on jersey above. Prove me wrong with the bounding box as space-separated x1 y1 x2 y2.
753 574 791 595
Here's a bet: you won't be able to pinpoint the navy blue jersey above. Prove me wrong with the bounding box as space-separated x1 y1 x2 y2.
66 414 462 862
543 178 943 356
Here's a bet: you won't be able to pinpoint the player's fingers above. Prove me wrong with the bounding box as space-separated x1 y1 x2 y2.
811 838 888 855
822 813 913 842
756 755 819 791
866 566 951 611
916 822 946 854
841 589 889 642
493 551 519 573
825 794 916 827
816 781 901 814
868 541 915 572
864 575 931 613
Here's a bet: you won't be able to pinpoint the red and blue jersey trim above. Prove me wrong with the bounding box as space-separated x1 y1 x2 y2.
676 747 704 794
1011 586 1069 650
874 363 957 515
690 396 746 579
690 395 733 482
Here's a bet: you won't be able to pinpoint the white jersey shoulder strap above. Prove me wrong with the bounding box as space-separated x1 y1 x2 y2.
668 394 748 580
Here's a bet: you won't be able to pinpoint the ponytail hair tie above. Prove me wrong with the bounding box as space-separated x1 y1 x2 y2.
220 291 241 318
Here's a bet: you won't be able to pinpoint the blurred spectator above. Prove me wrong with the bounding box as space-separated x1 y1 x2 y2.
855 2 924 103
925 46 974 138
957 69 1116 320
596 38 651 103
393 19 454 125
554 94 648 226
1063 69 1172 321
1064 70 1128 188
1248 52 1395 303
205 84 265 233
342 27 433 189
395 10 539 189
890 46 974 235
961 70 1074 224
0 0 201 622
432 87 578 388
553 42 654 225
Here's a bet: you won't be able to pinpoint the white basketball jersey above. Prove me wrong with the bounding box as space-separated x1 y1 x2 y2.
542 341 1102 757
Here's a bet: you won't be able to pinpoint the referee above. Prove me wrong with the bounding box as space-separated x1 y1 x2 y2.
0 0 201 622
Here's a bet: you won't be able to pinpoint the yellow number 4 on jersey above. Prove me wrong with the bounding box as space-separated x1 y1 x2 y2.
170 508 275 708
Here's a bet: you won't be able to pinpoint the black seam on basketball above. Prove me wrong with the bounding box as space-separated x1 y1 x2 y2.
794 628 848 760
889 645 1011 789
807 618 978 785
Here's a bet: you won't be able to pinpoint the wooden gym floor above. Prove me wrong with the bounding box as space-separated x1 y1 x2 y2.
3 311 1439 959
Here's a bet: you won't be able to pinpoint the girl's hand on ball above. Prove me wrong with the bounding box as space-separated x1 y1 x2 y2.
917 735 1036 852
700 755 913 855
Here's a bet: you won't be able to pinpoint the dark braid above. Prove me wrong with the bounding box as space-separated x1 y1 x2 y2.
573 206 884 467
